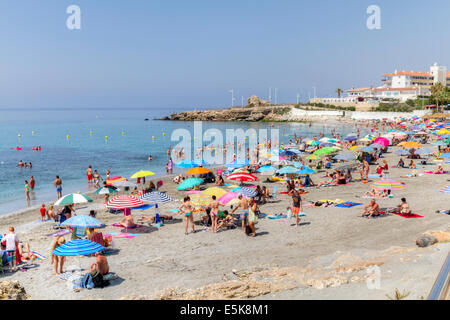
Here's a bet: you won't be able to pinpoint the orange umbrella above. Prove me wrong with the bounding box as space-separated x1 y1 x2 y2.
399 141 422 148
185 167 211 175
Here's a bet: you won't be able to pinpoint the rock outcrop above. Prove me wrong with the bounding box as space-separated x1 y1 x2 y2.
247 95 270 108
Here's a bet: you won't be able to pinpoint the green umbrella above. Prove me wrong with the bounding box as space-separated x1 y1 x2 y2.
177 178 204 191
94 186 118 195
314 147 338 155
54 193 93 206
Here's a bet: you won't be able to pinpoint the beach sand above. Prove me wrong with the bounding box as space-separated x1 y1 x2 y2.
0 143 449 300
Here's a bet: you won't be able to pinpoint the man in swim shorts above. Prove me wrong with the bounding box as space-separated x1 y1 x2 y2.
54 175 62 199
231 195 249 233
87 166 93 185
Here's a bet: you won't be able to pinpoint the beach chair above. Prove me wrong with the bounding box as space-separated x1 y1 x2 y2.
269 186 277 202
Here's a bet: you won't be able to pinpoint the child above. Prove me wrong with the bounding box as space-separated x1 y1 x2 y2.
40 204 47 221
3 227 18 271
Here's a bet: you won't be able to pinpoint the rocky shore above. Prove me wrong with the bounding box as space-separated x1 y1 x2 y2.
156 96 294 122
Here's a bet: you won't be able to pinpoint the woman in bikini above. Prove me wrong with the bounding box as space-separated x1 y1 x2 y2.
50 236 66 275
179 196 196 235
208 195 221 233
24 180 30 203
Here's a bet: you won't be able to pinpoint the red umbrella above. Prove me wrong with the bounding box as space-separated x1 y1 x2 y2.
106 195 143 209
226 173 259 182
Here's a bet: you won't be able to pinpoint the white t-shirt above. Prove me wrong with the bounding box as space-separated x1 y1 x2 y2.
3 233 18 251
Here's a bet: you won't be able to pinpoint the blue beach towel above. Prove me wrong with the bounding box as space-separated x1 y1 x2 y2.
335 202 363 208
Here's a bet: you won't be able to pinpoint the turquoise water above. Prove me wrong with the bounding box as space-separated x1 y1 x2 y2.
0 108 362 215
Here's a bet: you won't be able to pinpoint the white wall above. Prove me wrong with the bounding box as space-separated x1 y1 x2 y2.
349 110 431 120
290 109 344 119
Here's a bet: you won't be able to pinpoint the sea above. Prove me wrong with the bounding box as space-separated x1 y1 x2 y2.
0 107 364 215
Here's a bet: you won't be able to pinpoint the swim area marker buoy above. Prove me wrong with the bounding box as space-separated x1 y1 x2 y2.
66 135 69 140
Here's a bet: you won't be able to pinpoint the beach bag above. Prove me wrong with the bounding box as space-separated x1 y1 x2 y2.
82 273 94 289
245 225 252 235
90 270 109 288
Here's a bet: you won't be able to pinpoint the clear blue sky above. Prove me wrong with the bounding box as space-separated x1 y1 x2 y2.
0 0 448 109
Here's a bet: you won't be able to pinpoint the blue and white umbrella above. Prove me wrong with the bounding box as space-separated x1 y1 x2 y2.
287 149 303 155
233 187 257 198
52 239 105 257
280 150 297 157
141 191 172 203
61 215 104 229
439 186 450 194
297 167 316 175
344 136 357 141
334 153 355 161
277 166 301 174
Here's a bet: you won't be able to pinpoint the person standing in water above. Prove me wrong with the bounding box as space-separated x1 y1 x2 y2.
24 180 30 204
87 165 93 185
29 176 35 190
54 176 62 199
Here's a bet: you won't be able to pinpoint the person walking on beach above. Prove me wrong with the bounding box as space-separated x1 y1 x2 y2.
179 196 196 235
54 176 62 199
288 189 303 227
167 158 173 174
231 195 249 233
24 180 31 203
3 227 19 271
87 166 93 185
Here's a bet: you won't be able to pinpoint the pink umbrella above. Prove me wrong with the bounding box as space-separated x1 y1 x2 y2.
374 137 390 147
106 195 144 209
218 192 240 205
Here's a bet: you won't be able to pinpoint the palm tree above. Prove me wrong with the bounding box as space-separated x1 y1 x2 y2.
430 83 445 112
336 88 343 98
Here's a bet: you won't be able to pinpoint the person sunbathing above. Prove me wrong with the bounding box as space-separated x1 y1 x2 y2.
215 175 225 186
316 173 337 188
397 158 405 168
18 242 37 262
173 174 182 184
90 252 109 276
435 165 444 174
119 215 135 228
395 198 411 215
217 211 235 229
358 199 380 219
409 160 416 169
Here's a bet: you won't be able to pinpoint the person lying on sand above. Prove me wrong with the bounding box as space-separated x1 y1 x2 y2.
364 188 387 198
434 165 444 174
119 215 135 228
18 242 37 262
358 199 380 219
316 172 337 188
394 198 411 215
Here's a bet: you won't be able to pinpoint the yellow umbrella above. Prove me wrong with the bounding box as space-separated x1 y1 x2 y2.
306 154 320 160
202 187 227 198
185 167 211 175
399 141 422 148
129 170 155 179
189 193 212 206
437 129 450 135
349 145 358 150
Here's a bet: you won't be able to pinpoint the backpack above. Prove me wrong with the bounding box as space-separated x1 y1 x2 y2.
82 273 94 289
90 270 110 288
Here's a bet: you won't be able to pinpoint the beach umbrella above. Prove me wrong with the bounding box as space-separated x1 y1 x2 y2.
140 191 172 203
347 133 357 137
395 149 410 156
202 187 227 198
277 166 301 174
185 167 211 175
344 136 357 141
443 139 450 144
432 141 447 146
370 143 385 149
234 187 257 198
437 129 450 135
399 141 422 148
297 167 317 175
106 176 127 184
320 142 336 147
374 137 390 147
176 160 208 168
359 137 372 142
177 178 204 190
258 165 277 172
319 137 331 142
129 170 155 179
414 147 433 155
61 215 104 229
334 153 355 161
314 147 337 155
218 192 240 205
287 149 303 155
280 150 297 157
439 186 450 194
94 186 118 195
369 179 405 190
106 195 144 208
189 193 212 206
440 153 450 158
306 140 320 146
415 131 428 135
353 146 375 153
52 239 104 257
227 172 258 182
233 168 250 173
54 193 93 206
306 154 321 160
292 162 305 168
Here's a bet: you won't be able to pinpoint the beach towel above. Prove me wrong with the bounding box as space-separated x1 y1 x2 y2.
22 252 47 262
424 171 449 175
105 232 138 239
392 212 424 219
112 223 145 228
335 202 363 208
268 215 287 219
46 230 71 237
368 174 381 178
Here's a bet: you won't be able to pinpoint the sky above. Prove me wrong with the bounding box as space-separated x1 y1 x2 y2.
0 0 449 109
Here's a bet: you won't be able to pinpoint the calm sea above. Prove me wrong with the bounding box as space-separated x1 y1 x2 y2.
0 107 363 215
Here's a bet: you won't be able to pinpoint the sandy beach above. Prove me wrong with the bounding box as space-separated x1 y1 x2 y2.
0 138 449 300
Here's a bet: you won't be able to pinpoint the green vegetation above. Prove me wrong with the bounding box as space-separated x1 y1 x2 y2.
296 102 355 112
273 107 291 115
386 288 411 300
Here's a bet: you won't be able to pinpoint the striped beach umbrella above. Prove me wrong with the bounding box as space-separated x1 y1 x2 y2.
177 178 204 190
62 215 104 229
439 186 450 194
399 141 422 148
227 172 258 182
370 179 405 190
234 187 257 198
176 160 208 168
218 192 240 205
52 239 105 257
140 191 172 203
54 193 93 206
106 195 144 208
106 176 127 184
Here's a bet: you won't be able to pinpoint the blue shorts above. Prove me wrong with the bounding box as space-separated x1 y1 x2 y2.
56 186 62 192
240 210 248 220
